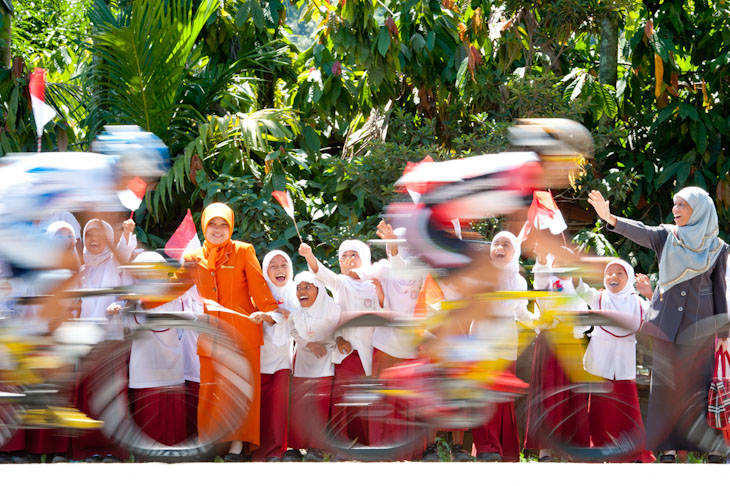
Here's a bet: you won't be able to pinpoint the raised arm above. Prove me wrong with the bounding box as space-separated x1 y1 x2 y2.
588 190 667 253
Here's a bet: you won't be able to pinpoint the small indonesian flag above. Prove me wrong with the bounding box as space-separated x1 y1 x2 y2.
164 209 202 262
29 68 57 138
272 190 295 219
117 176 148 211
414 273 445 318
401 155 435 203
518 190 568 241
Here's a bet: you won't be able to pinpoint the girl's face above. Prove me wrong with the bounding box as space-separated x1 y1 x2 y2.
296 281 318 308
85 227 108 255
605 263 629 293
339 250 362 272
672 197 693 227
491 235 515 266
267 255 291 288
205 217 230 245
54 227 76 249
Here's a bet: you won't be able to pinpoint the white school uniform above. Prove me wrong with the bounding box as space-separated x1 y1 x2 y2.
291 273 341 378
260 251 297 375
533 254 589 337
312 240 379 376
126 252 185 389
469 232 535 361
79 219 137 341
369 250 421 359
576 259 646 381
179 286 204 383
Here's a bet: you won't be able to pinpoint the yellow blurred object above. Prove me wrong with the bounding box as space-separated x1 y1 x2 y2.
21 407 103 430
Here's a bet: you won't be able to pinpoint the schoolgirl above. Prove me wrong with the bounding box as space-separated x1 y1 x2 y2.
575 258 654 462
298 240 384 445
287 272 341 461
254 250 298 461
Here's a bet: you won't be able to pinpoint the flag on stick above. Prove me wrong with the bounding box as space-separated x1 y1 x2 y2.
28 68 57 152
165 209 202 261
518 190 568 241
117 176 148 212
272 190 303 243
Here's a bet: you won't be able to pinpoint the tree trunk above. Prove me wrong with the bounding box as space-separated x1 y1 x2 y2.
1 7 11 68
598 14 619 127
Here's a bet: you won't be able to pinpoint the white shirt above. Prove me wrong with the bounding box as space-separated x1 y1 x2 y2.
576 281 647 380
370 255 421 359
533 258 589 338
128 299 185 389
179 286 204 383
79 234 136 341
313 264 378 375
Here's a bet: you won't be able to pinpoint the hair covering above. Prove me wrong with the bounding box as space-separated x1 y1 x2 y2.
39 211 81 240
262 250 297 307
600 259 641 336
291 271 341 342
47 220 80 269
491 231 522 290
658 186 723 293
47 220 76 240
82 219 114 269
133 251 165 263
201 202 234 270
339 240 372 272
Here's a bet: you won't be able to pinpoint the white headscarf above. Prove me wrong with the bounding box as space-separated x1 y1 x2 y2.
291 271 340 342
39 211 81 241
599 259 641 335
262 250 297 308
82 219 115 269
339 240 372 275
491 231 522 291
47 220 76 241
133 251 165 264
658 186 723 293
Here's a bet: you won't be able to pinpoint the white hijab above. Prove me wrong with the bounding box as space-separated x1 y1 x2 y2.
291 271 340 342
492 231 522 291
262 250 297 309
82 219 115 269
339 240 378 295
599 259 641 335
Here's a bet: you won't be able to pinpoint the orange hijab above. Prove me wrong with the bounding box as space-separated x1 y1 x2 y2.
201 202 234 270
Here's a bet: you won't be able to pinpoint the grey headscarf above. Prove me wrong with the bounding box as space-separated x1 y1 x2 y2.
658 186 723 293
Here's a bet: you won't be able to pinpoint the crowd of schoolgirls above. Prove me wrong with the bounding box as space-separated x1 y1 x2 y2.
1 185 727 464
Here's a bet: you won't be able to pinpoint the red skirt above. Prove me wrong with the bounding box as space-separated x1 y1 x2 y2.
130 386 187 446
185 380 199 440
26 429 68 455
331 352 369 446
69 349 130 461
471 363 520 462
253 369 290 460
524 333 589 451
288 376 332 450
368 348 422 459
589 379 654 463
0 430 25 453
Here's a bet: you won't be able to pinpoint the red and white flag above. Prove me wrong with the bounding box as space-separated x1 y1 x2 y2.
401 155 435 203
117 176 148 211
164 209 202 262
518 190 568 241
272 190 295 219
28 68 57 141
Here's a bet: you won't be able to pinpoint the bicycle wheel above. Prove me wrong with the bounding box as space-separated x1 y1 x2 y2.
78 311 253 462
305 313 433 461
524 311 653 462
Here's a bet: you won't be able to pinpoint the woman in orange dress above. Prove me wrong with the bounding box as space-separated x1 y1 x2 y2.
172 202 279 461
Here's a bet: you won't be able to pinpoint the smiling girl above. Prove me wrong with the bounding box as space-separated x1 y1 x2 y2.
576 259 654 462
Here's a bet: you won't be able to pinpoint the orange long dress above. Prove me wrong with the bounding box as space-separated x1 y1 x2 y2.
180 240 278 447
175 203 278 448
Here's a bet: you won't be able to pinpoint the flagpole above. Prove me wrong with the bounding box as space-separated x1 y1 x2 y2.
37 136 41 153
290 214 304 244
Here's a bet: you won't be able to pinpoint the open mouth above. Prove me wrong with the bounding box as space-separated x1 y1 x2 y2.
298 295 309 303
275 274 287 283
608 281 620 288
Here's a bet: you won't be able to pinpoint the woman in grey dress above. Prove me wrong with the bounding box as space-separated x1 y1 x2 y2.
588 186 729 463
